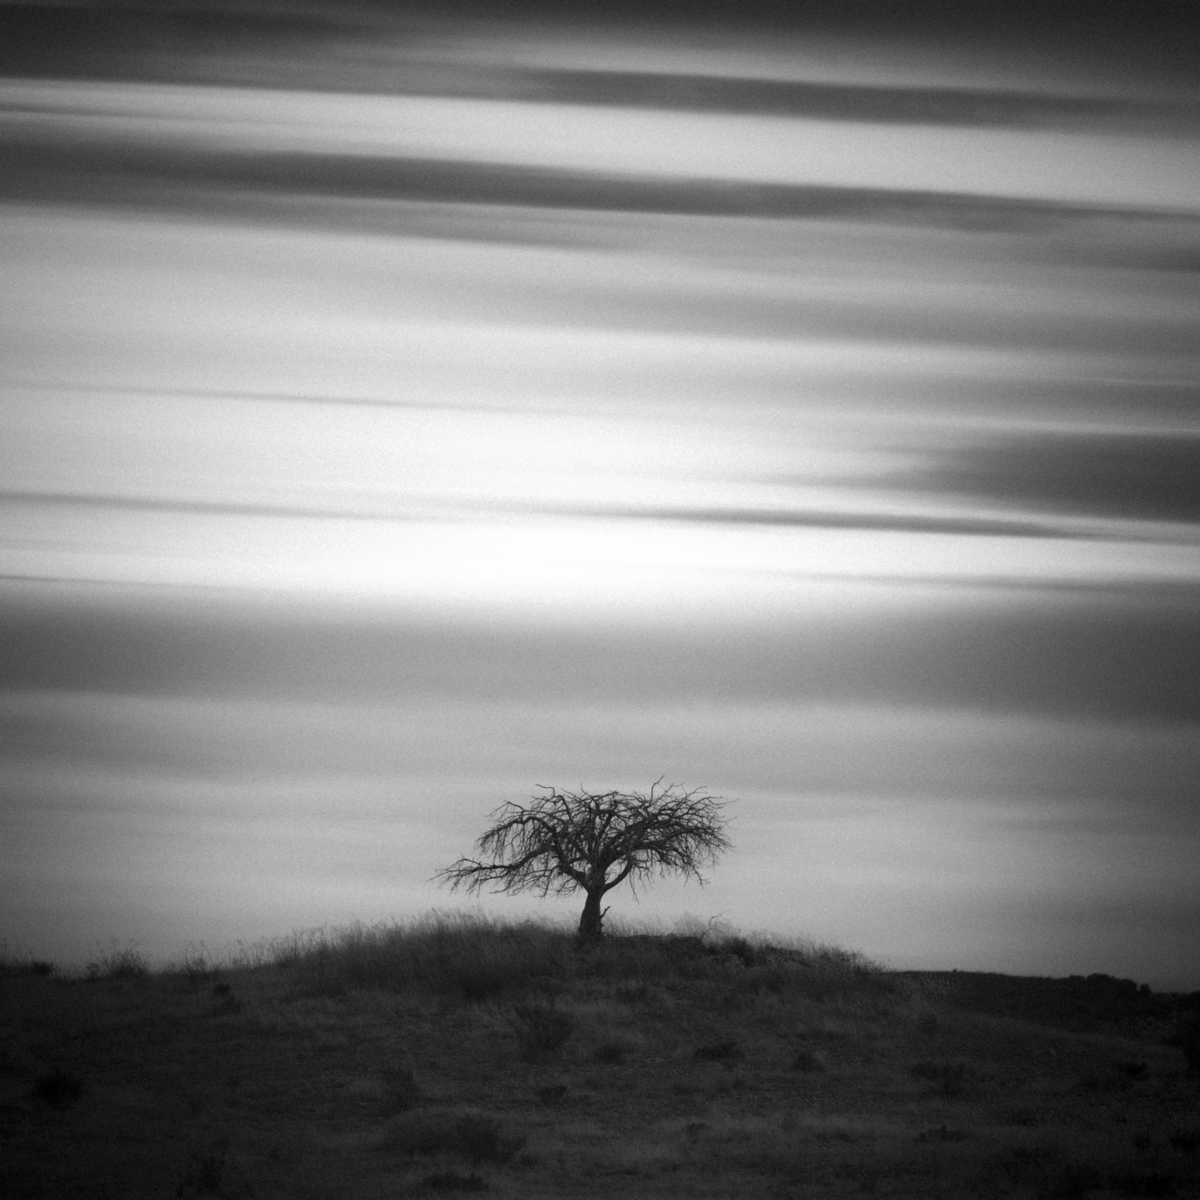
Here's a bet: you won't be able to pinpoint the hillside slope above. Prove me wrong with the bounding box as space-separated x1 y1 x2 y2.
3 919 1198 1199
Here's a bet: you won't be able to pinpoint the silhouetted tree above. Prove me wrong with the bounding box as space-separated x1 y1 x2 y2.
436 781 731 941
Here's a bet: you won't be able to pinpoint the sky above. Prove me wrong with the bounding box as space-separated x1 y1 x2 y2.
1 0 1198 988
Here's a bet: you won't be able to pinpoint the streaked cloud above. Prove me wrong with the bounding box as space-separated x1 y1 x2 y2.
5 78 1199 212
1 4 1198 987
3 581 1198 722
900 431 1200 525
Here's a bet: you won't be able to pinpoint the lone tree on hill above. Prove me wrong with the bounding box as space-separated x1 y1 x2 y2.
436 781 731 941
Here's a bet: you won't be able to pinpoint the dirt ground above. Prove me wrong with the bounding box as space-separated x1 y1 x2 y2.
3 937 1198 1199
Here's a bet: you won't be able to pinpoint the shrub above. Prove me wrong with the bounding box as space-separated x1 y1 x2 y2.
426 1171 488 1192
382 1065 422 1114
383 1109 524 1165
694 1039 743 1063
85 945 148 980
511 1003 574 1060
790 1049 825 1072
593 1039 628 1065
911 1060 968 1097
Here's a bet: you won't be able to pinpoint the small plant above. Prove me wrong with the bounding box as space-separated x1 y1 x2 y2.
511 1002 574 1061
911 1060 968 1097
537 1083 567 1104
85 945 148 980
32 1067 84 1106
791 1048 825 1072
593 1039 628 1065
694 1039 743 1063
384 1109 524 1165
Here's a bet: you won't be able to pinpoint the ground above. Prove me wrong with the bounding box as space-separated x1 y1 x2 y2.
2 921 1198 1199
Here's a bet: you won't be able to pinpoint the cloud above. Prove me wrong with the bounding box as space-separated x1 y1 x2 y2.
904 431 1200 525
0 490 1131 541
3 580 1198 722
467 69 1199 133
8 135 1199 237
599 505 1109 540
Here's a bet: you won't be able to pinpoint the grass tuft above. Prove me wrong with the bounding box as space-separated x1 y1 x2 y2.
277 913 571 1000
264 914 893 1016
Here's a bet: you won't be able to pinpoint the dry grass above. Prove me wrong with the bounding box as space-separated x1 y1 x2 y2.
2 913 1198 1198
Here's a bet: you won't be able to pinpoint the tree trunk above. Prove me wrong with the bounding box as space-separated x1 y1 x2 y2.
578 887 605 941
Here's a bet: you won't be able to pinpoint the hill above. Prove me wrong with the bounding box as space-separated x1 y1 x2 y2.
2 916 1198 1198
897 970 1200 1040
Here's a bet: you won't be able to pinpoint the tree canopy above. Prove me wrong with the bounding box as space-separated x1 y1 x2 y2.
436 781 731 940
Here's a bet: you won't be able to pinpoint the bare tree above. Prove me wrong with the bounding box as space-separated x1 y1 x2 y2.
436 781 732 941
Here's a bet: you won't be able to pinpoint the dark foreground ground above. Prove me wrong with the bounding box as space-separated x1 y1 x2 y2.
3 919 1199 1199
